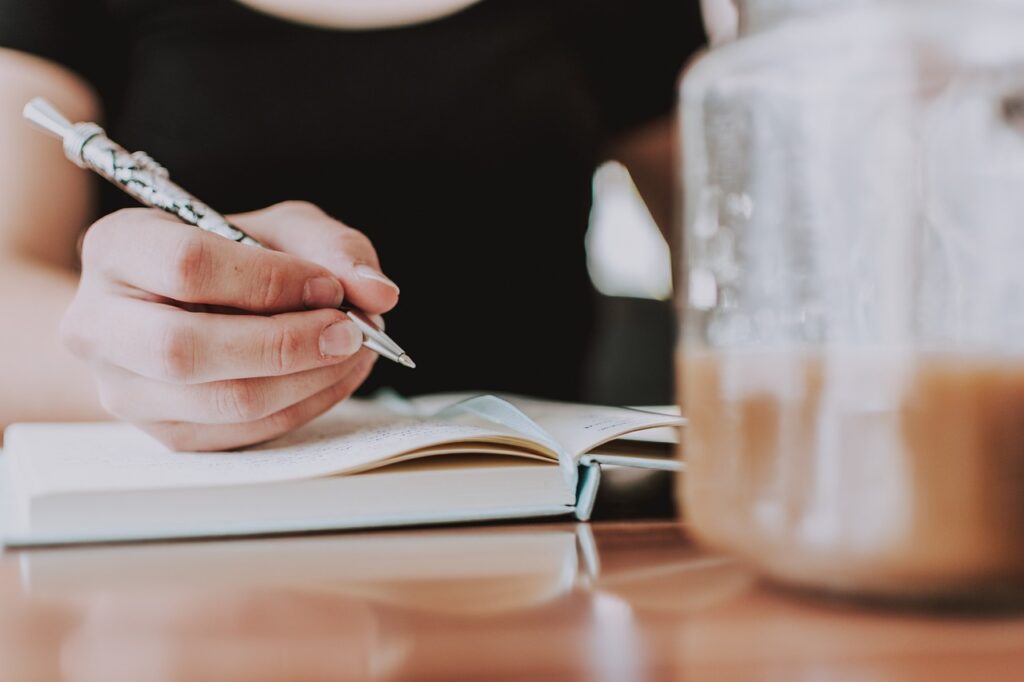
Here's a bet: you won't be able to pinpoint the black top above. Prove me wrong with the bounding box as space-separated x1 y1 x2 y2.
1 0 705 400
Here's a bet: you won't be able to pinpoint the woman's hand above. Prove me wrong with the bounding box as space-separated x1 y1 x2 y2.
61 201 400 451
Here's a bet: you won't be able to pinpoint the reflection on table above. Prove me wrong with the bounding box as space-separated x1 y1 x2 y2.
2 521 1023 681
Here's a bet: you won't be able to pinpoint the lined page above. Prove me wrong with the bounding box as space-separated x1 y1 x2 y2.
511 399 683 457
6 395 683 498
6 409 536 497
411 393 684 457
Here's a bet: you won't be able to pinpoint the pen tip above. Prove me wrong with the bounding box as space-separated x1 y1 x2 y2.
398 354 416 369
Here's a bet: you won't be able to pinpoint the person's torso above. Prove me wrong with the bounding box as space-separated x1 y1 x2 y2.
96 0 606 399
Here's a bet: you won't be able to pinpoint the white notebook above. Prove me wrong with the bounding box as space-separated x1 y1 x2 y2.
2 393 683 546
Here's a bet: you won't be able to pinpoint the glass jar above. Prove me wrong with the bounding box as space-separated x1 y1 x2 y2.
677 0 1024 603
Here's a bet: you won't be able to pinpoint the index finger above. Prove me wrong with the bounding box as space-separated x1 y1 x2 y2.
83 209 347 313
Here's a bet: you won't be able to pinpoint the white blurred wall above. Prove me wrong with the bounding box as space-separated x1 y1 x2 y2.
585 161 673 301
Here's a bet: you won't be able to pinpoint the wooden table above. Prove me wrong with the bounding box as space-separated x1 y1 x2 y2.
3 519 1023 681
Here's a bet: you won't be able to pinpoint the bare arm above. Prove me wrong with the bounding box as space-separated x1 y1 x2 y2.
0 49 108 432
1 50 399 451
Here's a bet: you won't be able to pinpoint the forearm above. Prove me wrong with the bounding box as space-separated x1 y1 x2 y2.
0 256 107 434
0 50 109 437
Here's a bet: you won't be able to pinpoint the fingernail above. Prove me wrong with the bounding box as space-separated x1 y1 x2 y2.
303 277 343 309
355 264 399 293
320 320 364 357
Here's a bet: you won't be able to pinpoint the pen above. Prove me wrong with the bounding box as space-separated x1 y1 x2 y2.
23 97 415 369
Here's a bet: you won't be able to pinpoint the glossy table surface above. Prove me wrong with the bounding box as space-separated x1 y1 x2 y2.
3 518 1024 682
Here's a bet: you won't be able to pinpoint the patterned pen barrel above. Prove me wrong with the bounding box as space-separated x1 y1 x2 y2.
23 97 414 368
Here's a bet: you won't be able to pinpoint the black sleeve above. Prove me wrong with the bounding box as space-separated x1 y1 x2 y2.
0 0 112 88
569 0 708 136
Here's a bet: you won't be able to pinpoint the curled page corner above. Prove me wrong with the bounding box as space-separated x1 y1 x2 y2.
435 395 578 493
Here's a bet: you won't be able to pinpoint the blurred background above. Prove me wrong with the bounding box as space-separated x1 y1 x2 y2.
584 162 674 406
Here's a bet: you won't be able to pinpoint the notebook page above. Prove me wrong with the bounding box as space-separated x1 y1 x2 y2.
411 394 685 458
515 401 683 457
7 407 545 498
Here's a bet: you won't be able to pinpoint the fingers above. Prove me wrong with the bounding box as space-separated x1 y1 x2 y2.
81 208 346 313
63 298 366 384
140 350 377 451
95 350 375 424
229 201 400 315
67 202 396 452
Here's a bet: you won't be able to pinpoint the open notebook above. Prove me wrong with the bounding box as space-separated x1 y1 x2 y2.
2 393 683 546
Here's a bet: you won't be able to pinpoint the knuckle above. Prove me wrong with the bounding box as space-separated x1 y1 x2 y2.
156 319 198 383
214 380 267 422
273 200 324 219
263 321 306 374
167 234 211 300
344 227 373 249
337 228 374 254
254 263 290 311
331 229 379 268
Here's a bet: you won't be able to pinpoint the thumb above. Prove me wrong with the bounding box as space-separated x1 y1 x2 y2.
229 201 400 315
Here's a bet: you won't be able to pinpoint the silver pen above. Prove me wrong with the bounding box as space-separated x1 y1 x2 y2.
23 97 415 369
